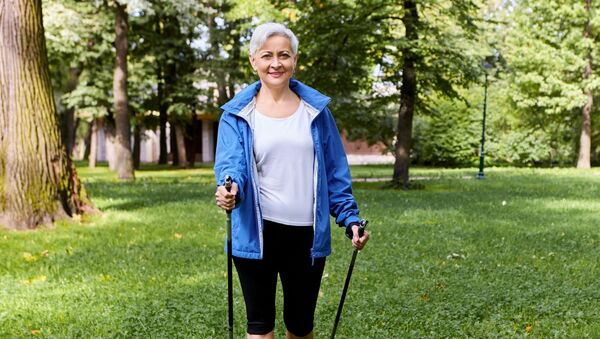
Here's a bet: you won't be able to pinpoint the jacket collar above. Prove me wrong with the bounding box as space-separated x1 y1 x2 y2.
220 79 331 115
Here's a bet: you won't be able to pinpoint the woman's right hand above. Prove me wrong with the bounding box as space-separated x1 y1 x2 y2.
215 183 239 211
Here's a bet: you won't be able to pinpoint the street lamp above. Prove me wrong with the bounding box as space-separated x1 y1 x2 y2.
477 60 493 179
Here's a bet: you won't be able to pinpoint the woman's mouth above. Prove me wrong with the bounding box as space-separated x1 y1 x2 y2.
268 72 284 78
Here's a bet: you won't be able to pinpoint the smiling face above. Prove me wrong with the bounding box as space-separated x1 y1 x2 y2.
250 35 297 89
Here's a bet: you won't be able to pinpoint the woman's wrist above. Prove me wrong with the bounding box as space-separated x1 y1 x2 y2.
345 222 360 239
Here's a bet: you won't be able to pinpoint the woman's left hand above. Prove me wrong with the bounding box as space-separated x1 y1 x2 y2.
350 225 370 250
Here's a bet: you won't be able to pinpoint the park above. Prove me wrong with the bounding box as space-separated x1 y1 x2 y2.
1 0 600 338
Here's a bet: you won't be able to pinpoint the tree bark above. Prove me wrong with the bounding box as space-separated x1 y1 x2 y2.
577 0 593 169
61 66 81 157
112 3 134 179
392 0 419 189
89 118 99 168
170 122 179 166
174 123 188 168
0 0 95 229
133 123 141 169
156 16 168 165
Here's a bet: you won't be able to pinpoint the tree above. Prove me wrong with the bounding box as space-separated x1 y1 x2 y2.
44 0 116 168
393 0 419 188
0 0 95 229
503 0 600 168
578 0 594 168
280 0 481 187
112 2 135 179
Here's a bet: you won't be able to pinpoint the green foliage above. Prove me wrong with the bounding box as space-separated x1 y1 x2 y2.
41 0 600 167
44 0 114 120
2 166 600 336
498 0 600 164
413 95 481 167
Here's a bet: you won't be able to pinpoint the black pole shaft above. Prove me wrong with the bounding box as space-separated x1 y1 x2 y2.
330 249 359 339
478 73 488 179
227 213 233 339
224 176 233 339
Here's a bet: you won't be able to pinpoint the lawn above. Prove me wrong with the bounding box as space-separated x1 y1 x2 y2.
1 164 600 338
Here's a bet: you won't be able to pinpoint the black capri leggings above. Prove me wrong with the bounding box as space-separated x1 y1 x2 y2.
233 219 326 336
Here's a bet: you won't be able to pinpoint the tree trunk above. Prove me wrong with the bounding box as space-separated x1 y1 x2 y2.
392 0 419 189
174 123 188 168
0 0 95 229
83 120 92 161
577 0 593 169
133 123 141 170
89 118 98 168
170 122 179 166
156 16 168 165
157 61 168 164
113 3 134 180
61 66 81 157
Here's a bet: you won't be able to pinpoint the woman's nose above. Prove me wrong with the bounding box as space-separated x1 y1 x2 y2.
270 58 282 68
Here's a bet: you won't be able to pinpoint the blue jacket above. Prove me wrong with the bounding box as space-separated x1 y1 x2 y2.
214 79 360 260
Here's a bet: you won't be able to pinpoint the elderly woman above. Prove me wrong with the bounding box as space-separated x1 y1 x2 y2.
214 22 369 339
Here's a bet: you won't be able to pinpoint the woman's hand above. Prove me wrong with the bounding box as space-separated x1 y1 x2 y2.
215 183 239 211
350 225 370 250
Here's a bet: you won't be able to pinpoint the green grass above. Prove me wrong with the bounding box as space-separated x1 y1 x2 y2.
2 164 600 338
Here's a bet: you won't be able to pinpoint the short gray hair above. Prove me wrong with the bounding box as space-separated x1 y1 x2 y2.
249 22 299 57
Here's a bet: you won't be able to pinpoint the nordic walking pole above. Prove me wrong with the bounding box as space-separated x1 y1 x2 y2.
331 219 368 339
224 176 234 339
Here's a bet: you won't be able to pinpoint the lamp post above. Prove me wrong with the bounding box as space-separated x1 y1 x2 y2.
477 61 492 179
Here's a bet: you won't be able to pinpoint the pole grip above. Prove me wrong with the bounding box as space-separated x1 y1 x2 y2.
224 176 233 214
224 175 232 192
357 219 368 237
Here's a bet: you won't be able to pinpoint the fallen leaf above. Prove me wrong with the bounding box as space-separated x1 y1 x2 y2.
174 233 183 239
446 253 466 260
525 323 533 333
436 282 448 289
23 252 37 262
98 274 112 282
22 275 47 285
31 329 40 335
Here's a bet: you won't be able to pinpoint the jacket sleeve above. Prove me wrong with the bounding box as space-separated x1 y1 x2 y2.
214 112 247 202
321 108 360 227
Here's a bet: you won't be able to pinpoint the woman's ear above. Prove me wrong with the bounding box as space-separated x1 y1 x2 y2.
249 56 256 71
293 54 299 72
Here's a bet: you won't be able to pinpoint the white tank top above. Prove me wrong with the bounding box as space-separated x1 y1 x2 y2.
253 100 314 226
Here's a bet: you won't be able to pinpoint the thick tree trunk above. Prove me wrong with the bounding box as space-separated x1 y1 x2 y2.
392 0 419 189
0 0 95 229
113 3 134 180
577 0 593 169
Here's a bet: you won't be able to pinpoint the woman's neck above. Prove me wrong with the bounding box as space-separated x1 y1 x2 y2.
257 82 294 104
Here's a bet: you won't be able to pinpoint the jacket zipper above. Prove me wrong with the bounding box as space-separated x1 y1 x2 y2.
235 100 264 259
306 102 321 264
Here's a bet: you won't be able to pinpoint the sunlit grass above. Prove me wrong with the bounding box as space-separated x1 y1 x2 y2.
1 165 600 337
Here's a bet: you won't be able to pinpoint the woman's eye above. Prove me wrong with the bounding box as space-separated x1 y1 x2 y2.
261 55 272 59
